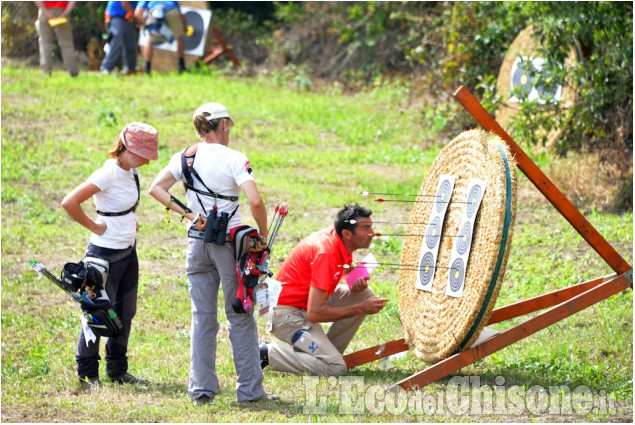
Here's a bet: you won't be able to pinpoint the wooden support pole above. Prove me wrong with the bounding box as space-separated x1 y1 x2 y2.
203 27 240 66
487 275 608 324
386 272 632 392
343 275 616 369
452 86 632 276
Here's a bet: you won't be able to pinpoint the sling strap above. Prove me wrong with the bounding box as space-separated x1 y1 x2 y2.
181 145 239 214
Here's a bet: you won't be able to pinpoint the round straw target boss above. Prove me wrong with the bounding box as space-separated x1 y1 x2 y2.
398 130 518 363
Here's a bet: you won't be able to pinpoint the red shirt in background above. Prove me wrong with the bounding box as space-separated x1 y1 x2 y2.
43 1 69 9
276 227 352 310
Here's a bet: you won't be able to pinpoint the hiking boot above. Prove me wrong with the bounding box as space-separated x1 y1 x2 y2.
259 341 269 370
79 376 101 391
193 395 214 405
110 372 148 385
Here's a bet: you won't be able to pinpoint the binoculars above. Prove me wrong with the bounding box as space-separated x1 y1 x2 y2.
203 210 229 245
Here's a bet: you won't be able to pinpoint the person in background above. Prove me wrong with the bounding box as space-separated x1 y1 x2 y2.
101 1 139 75
34 1 79 77
134 1 186 75
149 102 274 405
61 123 158 390
260 204 389 376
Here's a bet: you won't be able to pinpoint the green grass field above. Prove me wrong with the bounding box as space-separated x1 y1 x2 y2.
1 64 632 422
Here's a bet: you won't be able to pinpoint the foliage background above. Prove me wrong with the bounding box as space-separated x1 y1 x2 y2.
2 1 631 210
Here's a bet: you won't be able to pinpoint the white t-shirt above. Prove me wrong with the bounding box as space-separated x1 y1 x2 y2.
167 142 255 231
88 159 139 249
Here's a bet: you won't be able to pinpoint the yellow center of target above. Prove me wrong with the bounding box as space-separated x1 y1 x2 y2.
432 228 437 237
455 270 460 279
471 196 475 205
520 74 528 85
462 234 467 242
186 25 194 37
424 265 429 273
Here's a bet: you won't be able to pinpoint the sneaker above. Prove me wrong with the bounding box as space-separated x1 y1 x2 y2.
79 376 101 391
110 372 148 385
193 395 214 405
259 341 269 369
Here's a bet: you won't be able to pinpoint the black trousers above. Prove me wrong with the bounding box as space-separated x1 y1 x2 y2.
76 243 138 379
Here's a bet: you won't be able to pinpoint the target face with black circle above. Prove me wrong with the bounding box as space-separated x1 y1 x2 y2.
435 178 453 214
183 10 205 52
510 56 563 104
448 257 466 294
511 60 534 96
418 251 436 288
466 183 485 218
138 6 211 56
425 216 442 249
455 222 473 255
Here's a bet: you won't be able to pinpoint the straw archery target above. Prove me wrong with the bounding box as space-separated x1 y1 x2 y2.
398 130 517 363
496 25 581 148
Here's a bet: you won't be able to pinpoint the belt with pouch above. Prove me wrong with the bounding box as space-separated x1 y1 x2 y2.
187 226 231 242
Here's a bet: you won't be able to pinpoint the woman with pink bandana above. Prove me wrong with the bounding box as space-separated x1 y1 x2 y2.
62 122 158 390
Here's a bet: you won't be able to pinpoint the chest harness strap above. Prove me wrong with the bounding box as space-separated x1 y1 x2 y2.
181 145 239 216
96 169 140 217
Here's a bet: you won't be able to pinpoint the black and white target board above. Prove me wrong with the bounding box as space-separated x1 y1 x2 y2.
139 7 212 56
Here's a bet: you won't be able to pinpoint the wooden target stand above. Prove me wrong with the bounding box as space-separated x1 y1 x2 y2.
342 85 633 392
202 27 240 67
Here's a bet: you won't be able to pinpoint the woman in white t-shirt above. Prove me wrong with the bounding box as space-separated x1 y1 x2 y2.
149 102 273 405
61 122 158 391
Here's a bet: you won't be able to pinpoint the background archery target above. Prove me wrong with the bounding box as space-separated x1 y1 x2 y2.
138 6 212 63
398 130 517 363
446 179 486 299
183 10 206 53
509 57 562 104
418 252 436 288
455 222 473 255
414 175 455 292
495 25 581 149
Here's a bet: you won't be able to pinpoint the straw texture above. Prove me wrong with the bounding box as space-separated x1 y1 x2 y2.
496 25 580 148
398 130 517 363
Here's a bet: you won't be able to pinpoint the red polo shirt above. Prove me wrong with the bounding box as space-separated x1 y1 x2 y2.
276 227 352 309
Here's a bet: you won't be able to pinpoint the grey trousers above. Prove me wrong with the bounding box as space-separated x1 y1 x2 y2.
267 285 374 376
101 17 137 72
185 238 265 402
35 8 78 76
